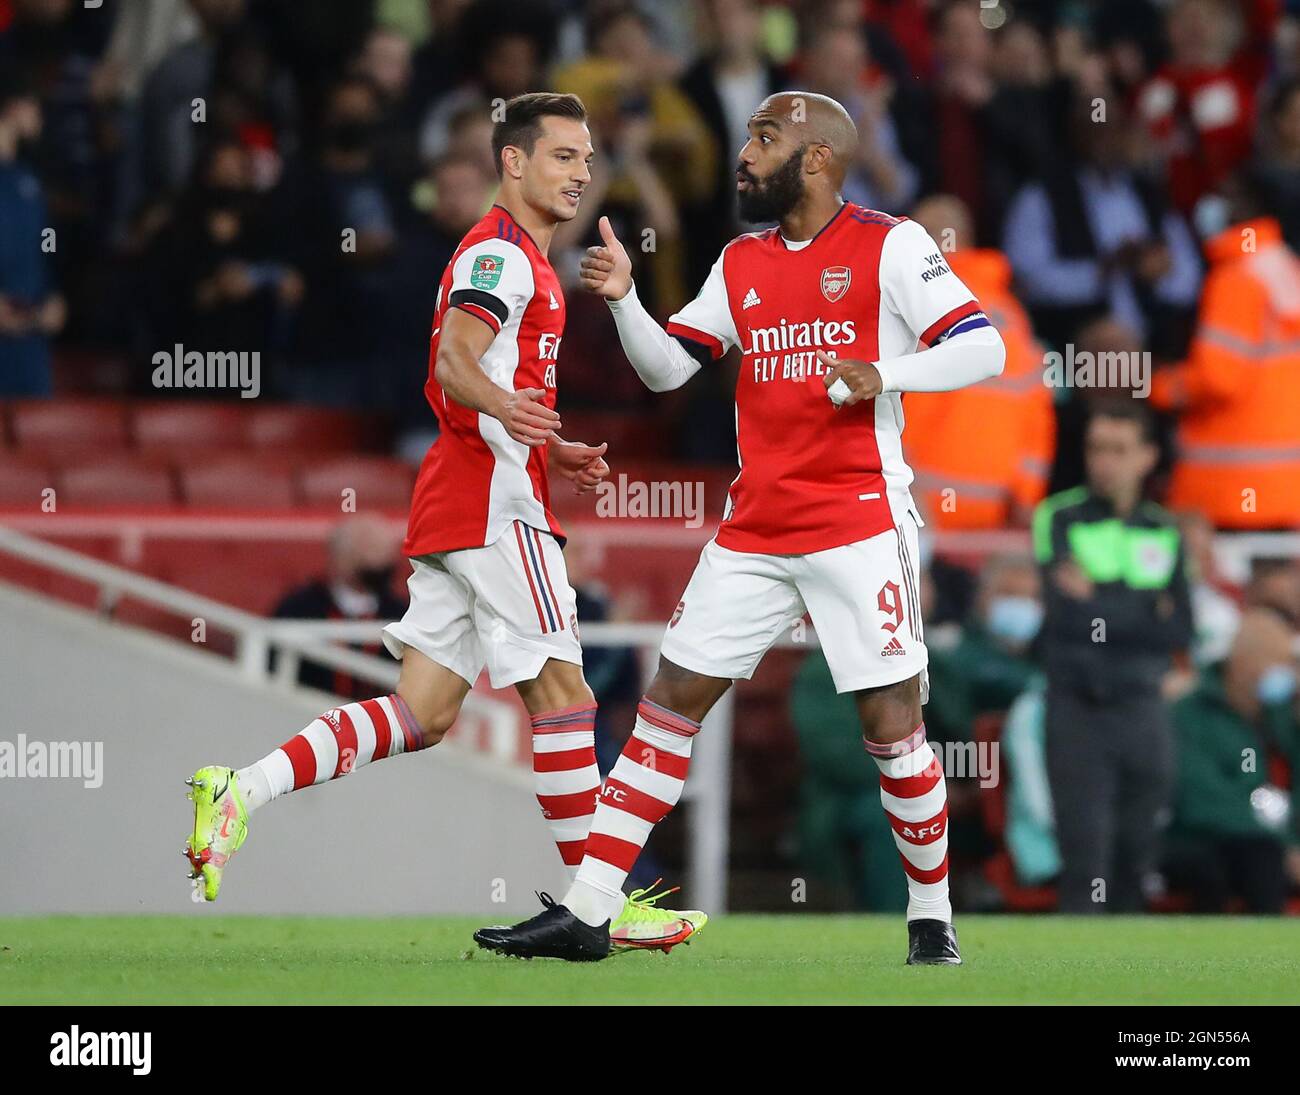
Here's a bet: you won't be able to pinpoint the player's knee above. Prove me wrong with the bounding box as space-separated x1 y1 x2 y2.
645 659 730 724
857 673 923 745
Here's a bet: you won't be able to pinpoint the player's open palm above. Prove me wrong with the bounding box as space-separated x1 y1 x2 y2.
552 439 610 494
499 387 561 447
579 216 632 301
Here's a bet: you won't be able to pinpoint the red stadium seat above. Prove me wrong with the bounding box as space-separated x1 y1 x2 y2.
0 458 56 508
132 402 249 456
6 398 131 458
178 456 298 508
57 458 178 507
298 456 414 511
245 405 370 454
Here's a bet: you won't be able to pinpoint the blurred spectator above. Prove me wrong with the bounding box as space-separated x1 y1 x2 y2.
906 194 1054 529
354 26 420 191
1002 91 1203 355
553 2 716 314
276 74 401 407
100 0 199 103
271 515 407 700
0 76 64 396
678 0 786 289
390 150 496 444
1163 609 1300 913
1135 0 1278 215
1046 314 1172 495
1000 675 1060 886
408 0 477 111
918 0 997 237
794 24 919 215
142 139 302 384
1034 401 1193 913
1245 558 1300 630
926 553 1043 750
1150 186 1300 530
1255 79 1300 251
137 0 249 196
417 0 553 164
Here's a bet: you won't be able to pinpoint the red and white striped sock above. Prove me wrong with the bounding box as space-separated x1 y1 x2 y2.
868 723 951 922
530 702 601 881
563 698 700 926
234 693 426 812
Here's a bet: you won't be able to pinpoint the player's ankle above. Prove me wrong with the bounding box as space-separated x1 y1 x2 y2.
564 879 623 927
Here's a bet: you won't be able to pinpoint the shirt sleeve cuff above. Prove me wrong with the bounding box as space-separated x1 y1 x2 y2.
605 282 639 313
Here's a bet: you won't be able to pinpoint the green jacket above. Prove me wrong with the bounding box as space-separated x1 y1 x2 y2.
1033 486 1193 700
1169 665 1300 841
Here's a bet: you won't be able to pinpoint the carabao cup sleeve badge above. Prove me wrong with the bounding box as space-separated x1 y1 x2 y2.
471 254 505 291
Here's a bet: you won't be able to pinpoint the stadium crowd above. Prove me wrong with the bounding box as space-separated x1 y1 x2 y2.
2 0 1299 914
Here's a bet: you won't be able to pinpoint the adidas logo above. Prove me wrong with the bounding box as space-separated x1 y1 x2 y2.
881 636 906 657
742 287 761 310
549 290 560 310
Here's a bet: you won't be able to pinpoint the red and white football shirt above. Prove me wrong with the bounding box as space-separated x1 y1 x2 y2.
404 205 567 557
666 203 984 555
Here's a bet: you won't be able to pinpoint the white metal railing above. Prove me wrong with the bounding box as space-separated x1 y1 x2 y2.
4 519 1298 914
0 524 751 911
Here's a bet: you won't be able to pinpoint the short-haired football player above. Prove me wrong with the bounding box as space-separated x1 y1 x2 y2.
183 93 706 955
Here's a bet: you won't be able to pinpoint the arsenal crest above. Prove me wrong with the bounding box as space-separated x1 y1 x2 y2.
821 266 851 302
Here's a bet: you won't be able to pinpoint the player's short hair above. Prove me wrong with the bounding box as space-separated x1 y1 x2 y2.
491 92 587 178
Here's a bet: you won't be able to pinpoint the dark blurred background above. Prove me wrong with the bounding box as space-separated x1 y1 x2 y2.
2 0 1299 916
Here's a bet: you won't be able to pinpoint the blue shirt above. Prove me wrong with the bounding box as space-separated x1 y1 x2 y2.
0 160 55 395
1002 168 1202 340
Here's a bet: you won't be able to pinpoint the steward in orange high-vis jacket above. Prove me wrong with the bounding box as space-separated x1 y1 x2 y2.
1151 217 1300 529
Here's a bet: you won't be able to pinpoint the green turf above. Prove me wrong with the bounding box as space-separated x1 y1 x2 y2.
0 915 1297 1004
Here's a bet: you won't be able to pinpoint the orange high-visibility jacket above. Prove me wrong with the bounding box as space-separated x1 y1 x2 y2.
1151 217 1300 529
904 248 1055 529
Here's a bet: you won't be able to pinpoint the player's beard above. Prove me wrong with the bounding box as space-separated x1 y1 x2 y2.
737 146 806 224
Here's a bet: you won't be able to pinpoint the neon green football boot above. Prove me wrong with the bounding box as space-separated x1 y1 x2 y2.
183 766 248 902
610 880 708 953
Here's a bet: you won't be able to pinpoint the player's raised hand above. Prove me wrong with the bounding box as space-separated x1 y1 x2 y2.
817 350 884 408
579 216 633 301
498 387 561 447
551 439 610 494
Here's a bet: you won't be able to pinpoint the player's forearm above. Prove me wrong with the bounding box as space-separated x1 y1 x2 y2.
606 283 702 393
434 343 506 418
874 326 1006 394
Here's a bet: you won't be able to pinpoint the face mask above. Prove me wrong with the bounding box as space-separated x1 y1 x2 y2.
328 120 375 152
986 596 1043 645
357 565 395 596
1193 194 1230 239
1256 664 1297 706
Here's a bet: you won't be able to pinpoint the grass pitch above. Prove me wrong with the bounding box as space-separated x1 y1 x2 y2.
1 914 1297 1005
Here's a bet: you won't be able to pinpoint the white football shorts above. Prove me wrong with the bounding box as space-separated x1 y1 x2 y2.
660 512 928 697
382 520 582 689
